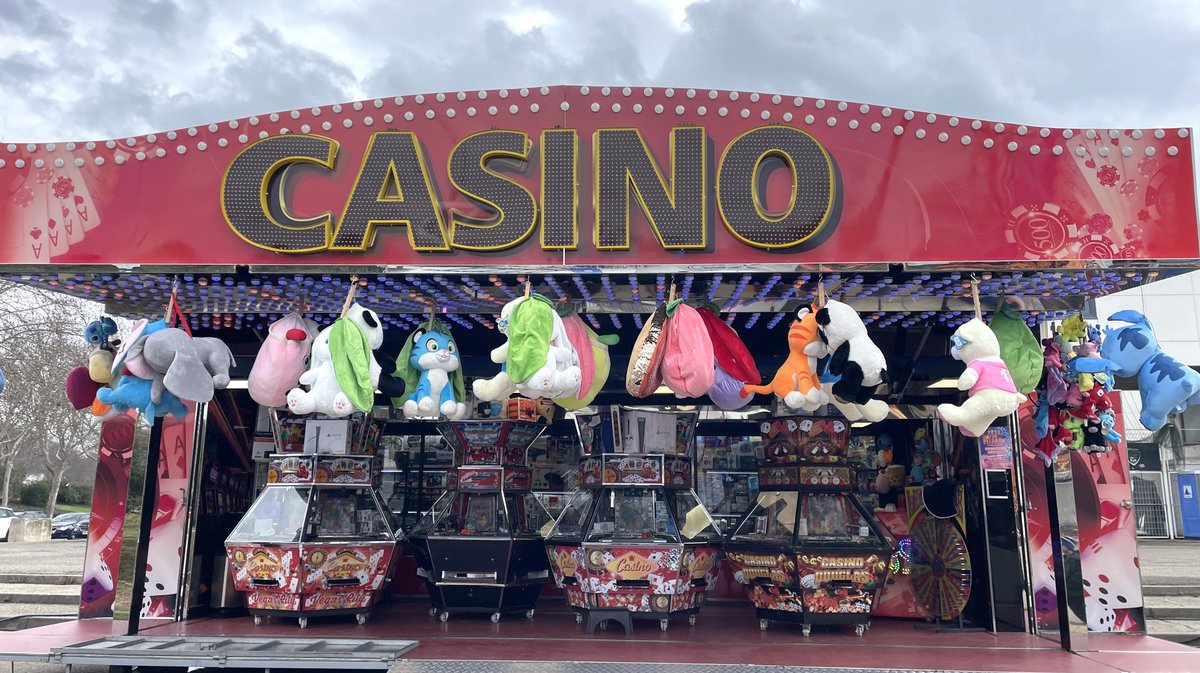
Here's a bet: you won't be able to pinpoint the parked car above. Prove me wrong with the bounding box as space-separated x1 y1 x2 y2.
16 511 48 519
51 513 90 540
0 506 12 541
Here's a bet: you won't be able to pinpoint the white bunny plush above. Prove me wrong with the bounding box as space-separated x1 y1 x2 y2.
286 304 384 418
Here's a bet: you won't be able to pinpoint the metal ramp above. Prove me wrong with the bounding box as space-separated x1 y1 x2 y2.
51 635 418 671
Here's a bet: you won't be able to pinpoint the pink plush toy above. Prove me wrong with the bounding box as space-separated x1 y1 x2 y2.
249 313 319 408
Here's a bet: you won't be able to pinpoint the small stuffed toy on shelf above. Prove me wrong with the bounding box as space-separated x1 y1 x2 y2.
873 465 907 512
1101 310 1200 431
392 320 468 420
936 318 1027 438
286 303 384 418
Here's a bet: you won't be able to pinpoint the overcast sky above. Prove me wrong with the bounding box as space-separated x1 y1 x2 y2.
1 0 1198 144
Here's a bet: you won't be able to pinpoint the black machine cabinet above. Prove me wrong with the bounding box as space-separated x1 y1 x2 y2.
725 416 895 636
407 420 553 622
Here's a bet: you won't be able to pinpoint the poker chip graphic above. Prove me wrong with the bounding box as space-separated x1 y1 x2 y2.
1073 234 1117 260
1004 203 1078 260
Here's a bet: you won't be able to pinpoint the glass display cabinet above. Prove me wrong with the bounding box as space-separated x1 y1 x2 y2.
725 416 895 636
407 419 553 622
545 407 723 634
225 451 397 628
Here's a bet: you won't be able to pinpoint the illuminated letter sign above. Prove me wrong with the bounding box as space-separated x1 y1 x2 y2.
717 126 839 249
594 127 707 250
447 130 538 251
221 125 840 256
221 135 338 253
332 131 449 252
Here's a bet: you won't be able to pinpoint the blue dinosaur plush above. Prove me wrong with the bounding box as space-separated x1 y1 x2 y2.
391 322 467 420
1101 310 1200 431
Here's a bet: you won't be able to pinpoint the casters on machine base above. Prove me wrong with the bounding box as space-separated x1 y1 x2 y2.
297 617 308 629
438 611 450 623
525 609 536 619
855 623 866 637
801 625 811 637
688 614 697 626
428 607 438 617
253 615 263 626
490 613 501 623
356 613 368 625
759 619 768 632
659 619 669 632
575 613 583 624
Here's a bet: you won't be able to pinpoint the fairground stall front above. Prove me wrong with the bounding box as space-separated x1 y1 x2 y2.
0 85 1199 672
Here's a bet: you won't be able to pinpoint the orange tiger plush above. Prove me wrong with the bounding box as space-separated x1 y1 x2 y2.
741 306 828 410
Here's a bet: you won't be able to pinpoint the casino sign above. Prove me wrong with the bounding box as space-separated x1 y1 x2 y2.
0 86 1195 267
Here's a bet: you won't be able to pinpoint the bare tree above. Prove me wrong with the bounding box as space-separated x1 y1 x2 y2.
0 281 102 513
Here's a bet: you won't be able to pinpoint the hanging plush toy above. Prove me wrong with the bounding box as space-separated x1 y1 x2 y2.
660 300 715 398
113 318 235 405
98 320 189 419
697 306 761 385
392 320 468 420
936 318 1027 438
1101 310 1200 431
0 367 5 394
625 302 671 398
474 293 581 402
553 314 618 410
286 304 384 418
988 303 1042 395
84 317 120 385
741 305 828 411
809 299 888 405
248 313 319 408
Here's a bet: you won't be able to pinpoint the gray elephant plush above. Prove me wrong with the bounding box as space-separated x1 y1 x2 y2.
125 327 235 404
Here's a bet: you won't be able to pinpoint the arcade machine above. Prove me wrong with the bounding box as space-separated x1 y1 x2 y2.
407 419 554 622
225 412 397 628
545 407 723 633
725 416 895 636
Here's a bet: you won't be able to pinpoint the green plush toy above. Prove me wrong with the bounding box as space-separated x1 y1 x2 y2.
988 303 1043 395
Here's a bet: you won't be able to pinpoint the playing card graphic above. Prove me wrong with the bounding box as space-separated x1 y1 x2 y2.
4 147 104 262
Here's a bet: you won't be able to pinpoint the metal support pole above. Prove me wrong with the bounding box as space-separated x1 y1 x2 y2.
124 416 164 636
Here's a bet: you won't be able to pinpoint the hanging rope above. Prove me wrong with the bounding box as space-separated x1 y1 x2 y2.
970 276 982 322
339 275 359 318
817 275 826 307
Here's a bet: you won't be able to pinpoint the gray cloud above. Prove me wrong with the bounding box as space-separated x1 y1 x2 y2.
0 0 1197 142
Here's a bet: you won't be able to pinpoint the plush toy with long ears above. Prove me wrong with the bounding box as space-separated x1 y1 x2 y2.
741 305 827 411
660 300 715 398
554 314 618 410
809 299 888 405
936 318 1027 438
1101 310 1200 431
988 303 1043 395
249 313 318 408
625 302 672 398
119 320 234 405
474 293 581 402
286 303 384 418
697 306 760 386
392 320 467 419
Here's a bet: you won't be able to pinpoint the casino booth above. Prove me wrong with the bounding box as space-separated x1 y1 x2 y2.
0 85 1198 672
